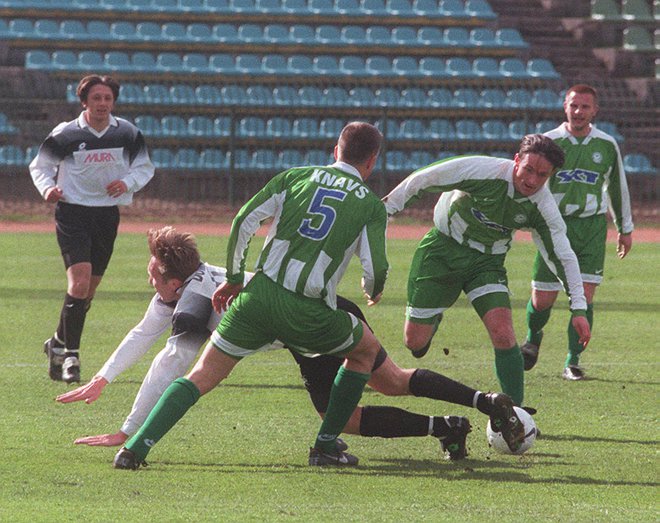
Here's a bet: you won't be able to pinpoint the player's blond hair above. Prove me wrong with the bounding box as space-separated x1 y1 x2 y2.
147 226 200 282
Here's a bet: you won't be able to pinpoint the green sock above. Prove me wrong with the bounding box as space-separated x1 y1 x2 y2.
565 304 593 367
526 299 551 346
494 345 524 406
125 377 200 461
315 366 370 453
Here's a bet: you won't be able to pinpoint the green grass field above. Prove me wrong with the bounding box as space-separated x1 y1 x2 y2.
0 230 657 522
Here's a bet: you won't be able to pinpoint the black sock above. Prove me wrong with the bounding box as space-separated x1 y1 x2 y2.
58 293 88 351
359 406 430 438
409 368 479 408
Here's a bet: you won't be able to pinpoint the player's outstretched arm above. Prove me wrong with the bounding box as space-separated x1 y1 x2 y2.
56 375 109 404
74 430 128 447
212 281 243 313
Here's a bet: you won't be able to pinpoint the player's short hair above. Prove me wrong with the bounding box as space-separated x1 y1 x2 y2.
518 134 565 169
565 83 598 105
76 75 120 104
336 121 383 165
147 226 201 282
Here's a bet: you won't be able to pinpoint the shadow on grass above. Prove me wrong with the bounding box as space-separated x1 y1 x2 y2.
540 433 657 446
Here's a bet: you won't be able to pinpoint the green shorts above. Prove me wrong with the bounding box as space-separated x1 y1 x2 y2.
407 228 511 323
532 214 607 291
211 272 364 359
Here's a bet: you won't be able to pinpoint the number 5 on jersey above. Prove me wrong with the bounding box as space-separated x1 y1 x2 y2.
298 187 347 240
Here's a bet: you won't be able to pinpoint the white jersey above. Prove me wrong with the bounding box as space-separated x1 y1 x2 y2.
97 263 249 436
29 112 154 206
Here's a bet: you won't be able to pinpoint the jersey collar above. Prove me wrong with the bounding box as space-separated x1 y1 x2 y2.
330 161 362 180
77 111 118 137
560 122 593 145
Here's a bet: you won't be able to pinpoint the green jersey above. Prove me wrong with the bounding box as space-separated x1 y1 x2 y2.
545 123 633 234
384 155 587 311
226 161 389 309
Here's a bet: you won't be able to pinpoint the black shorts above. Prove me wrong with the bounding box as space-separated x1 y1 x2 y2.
55 202 120 276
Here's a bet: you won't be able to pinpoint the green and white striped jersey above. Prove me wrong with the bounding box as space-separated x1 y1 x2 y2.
384 155 587 311
226 161 389 309
545 123 633 234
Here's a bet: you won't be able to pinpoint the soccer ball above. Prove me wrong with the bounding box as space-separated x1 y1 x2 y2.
487 406 537 455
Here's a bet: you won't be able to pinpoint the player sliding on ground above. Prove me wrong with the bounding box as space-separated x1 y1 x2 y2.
57 226 525 463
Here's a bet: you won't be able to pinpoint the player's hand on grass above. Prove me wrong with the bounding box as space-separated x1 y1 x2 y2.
571 315 591 349
56 375 109 404
212 281 243 313
616 232 632 259
74 431 128 447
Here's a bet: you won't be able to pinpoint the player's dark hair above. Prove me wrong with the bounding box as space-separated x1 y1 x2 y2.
337 121 383 165
518 134 565 169
147 226 201 282
77 75 120 103
566 84 598 104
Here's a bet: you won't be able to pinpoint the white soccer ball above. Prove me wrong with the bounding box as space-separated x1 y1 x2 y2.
487 406 537 455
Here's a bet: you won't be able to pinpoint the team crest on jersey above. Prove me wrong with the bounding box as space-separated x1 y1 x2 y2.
514 213 527 224
592 152 603 164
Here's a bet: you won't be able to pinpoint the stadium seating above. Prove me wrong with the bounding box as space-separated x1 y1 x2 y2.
623 153 656 174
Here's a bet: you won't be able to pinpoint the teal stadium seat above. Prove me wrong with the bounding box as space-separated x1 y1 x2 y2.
132 52 158 71
319 118 344 138
162 22 187 41
341 26 367 44
173 148 200 169
591 0 622 20
279 149 304 167
322 87 349 106
499 58 528 78
531 88 561 108
361 0 388 16
472 57 500 78
120 83 146 103
149 148 174 167
187 23 212 42
400 87 426 107
410 151 433 169
182 53 209 73
622 0 653 21
399 119 425 139
316 25 342 44
393 56 418 76
210 53 237 74
247 85 274 105
419 57 446 76
350 86 376 106
213 24 239 43
386 150 407 170
232 149 251 170
262 54 288 74
470 27 497 48
0 113 17 134
170 84 196 104
496 28 528 48
161 115 187 136
273 85 297 105
456 119 483 140
144 83 172 104
366 26 392 46
137 22 163 41
79 51 104 70
87 21 111 40
482 119 509 140
444 27 470 47
508 120 532 139
428 87 452 107
313 55 341 75
213 116 232 136
336 0 361 15
53 50 79 70
195 85 222 105
339 56 367 76
306 149 333 165
440 0 469 18
251 149 277 170
287 55 314 75
596 121 624 142
111 21 137 40
59 20 88 41
478 88 506 108
34 19 60 38
465 0 496 19
105 51 132 71
282 0 306 13
156 52 184 72
452 88 479 107
392 26 417 45
298 86 324 106
535 120 559 133
0 145 25 165
446 57 474 77
257 0 282 13
264 24 290 43
239 116 266 137
623 153 656 174
180 0 205 11
290 24 315 44
292 118 319 138
9 19 35 38
25 50 51 69
309 0 335 14
413 0 442 16
134 115 162 136
418 26 444 45
506 88 533 108
623 26 654 51
429 118 456 139
527 59 560 79
200 149 229 169
266 117 292 137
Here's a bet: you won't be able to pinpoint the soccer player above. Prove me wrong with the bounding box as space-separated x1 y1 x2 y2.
30 74 155 384
58 226 522 461
111 122 388 468
383 134 591 407
521 84 634 380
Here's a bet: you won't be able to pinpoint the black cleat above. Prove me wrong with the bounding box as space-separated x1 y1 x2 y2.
43 336 65 381
486 392 525 453
113 447 147 470
335 437 348 452
521 332 542 371
61 356 81 384
438 416 471 461
308 447 359 467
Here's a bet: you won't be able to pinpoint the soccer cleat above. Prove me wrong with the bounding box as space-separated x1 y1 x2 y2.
113 447 147 470
335 437 348 452
308 447 359 467
438 416 471 461
486 392 525 453
521 334 542 371
43 336 65 381
562 365 585 381
61 356 81 384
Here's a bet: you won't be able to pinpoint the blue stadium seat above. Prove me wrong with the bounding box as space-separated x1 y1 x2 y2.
183 53 209 73
161 115 187 136
385 150 407 171
469 27 497 47
162 22 187 41
400 87 426 107
482 119 509 140
150 148 174 167
257 0 282 13
530 88 560 109
266 117 292 137
429 118 456 139
279 149 304 167
496 28 528 48
245 85 272 106
66 83 79 103
292 118 319 138
273 85 297 105
119 83 145 103
136 21 162 41
134 115 162 136
499 58 528 78
101 0 132 9
341 25 367 44
187 23 213 42
262 54 288 74
132 52 158 71
213 24 239 43
180 0 205 11
78 51 104 71
315 25 342 44
239 116 266 137
361 0 388 15
238 23 264 43
156 52 184 72
221 85 248 105
410 151 433 169
444 27 470 46
9 19 35 38
231 0 257 12
290 24 315 44
87 21 111 40
374 87 400 107
366 55 393 76
25 50 52 70
440 0 469 18
322 87 349 106
623 153 655 174
188 116 215 136
472 57 500 78
336 0 361 14
144 83 172 104
446 57 474 77
50 51 77 71
534 120 559 134
0 113 17 134
210 53 237 74
200 148 229 169
393 56 418 76
417 26 444 45
287 55 314 75
508 120 533 139
399 118 425 139
366 25 392 45
309 0 334 14
350 87 376 107
452 88 479 108
264 24 289 43
305 149 333 165
505 88 533 108
298 86 324 106
111 21 137 40
465 0 496 19
428 87 452 107
313 55 340 75
478 88 506 108
319 118 344 137
213 116 233 136
282 0 306 13
60 20 88 41
386 0 413 16
195 84 222 105
340 56 367 76
170 84 196 104
34 19 60 38
25 145 40 163
596 121 624 142
251 149 277 170
419 57 446 77
105 51 132 72
0 145 24 165
232 149 251 170
456 119 483 140
413 0 442 16
173 148 200 169
527 59 560 79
